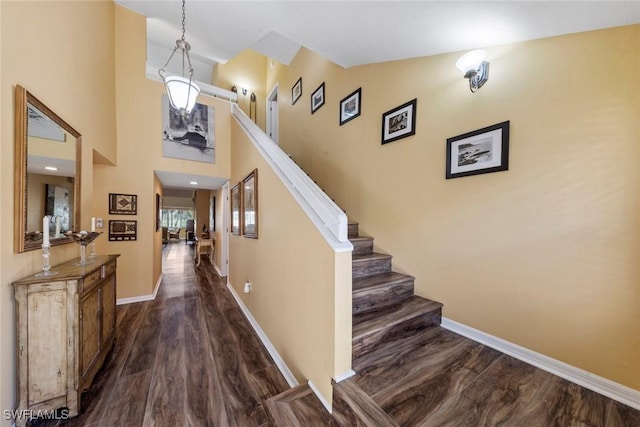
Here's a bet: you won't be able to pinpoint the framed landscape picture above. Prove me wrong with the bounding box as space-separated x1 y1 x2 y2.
339 88 361 125
446 121 510 179
311 82 325 114
231 182 242 236
242 169 258 239
292 77 302 105
381 98 417 145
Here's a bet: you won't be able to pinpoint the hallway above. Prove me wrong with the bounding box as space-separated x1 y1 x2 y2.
33 243 294 426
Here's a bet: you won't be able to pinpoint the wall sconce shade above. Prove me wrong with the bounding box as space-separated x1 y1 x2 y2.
456 49 489 93
158 0 200 116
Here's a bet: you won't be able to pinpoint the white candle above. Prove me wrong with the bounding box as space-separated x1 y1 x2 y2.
91 217 96 232
55 217 61 237
43 216 50 246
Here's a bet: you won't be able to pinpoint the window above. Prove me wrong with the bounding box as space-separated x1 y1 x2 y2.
161 207 194 229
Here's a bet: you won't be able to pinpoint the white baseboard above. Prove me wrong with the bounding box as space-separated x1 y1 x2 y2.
333 369 356 383
116 273 162 305
226 282 299 388
441 317 640 411
213 262 223 277
308 380 332 413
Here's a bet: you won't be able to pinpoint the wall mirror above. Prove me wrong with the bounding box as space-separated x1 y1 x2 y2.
14 85 81 253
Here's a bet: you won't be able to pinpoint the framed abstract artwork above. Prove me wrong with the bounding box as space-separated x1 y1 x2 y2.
109 193 137 215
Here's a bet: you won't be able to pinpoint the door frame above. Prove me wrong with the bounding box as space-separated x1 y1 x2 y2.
266 83 279 144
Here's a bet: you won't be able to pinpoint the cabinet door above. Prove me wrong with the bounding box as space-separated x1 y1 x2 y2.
26 289 68 405
101 275 116 344
80 287 101 379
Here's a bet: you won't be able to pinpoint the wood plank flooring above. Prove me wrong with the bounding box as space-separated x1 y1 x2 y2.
29 242 291 427
348 325 640 426
26 242 640 426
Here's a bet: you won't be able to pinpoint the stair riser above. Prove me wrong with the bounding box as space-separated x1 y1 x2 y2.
352 308 442 360
353 281 414 315
348 224 359 239
352 258 392 279
352 240 374 255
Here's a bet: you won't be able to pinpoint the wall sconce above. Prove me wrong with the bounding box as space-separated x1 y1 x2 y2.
231 85 237 94
242 88 248 96
456 49 489 93
250 92 256 102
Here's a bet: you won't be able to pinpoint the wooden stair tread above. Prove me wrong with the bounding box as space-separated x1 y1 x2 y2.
352 272 415 292
353 296 442 339
352 252 392 263
349 236 373 242
333 379 399 427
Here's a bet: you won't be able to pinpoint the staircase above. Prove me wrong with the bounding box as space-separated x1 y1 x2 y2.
348 221 443 363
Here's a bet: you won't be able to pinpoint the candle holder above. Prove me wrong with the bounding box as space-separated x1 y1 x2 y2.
65 231 102 266
35 244 58 277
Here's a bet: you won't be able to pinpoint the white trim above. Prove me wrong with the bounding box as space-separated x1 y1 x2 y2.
232 105 352 252
266 83 279 145
333 369 356 383
213 262 223 277
226 282 299 388
441 317 640 411
308 380 332 413
116 273 162 306
146 65 238 102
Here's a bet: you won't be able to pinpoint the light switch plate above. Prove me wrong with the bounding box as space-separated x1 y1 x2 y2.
96 218 104 228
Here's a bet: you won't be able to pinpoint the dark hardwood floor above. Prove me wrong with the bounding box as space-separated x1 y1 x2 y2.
27 241 640 426
30 241 293 427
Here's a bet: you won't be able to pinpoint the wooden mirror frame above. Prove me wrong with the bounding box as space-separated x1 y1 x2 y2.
14 85 82 253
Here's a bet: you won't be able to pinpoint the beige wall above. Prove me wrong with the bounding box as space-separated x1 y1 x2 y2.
274 25 640 391
195 189 210 234
229 119 352 407
214 49 267 130
1 1 116 424
92 6 232 300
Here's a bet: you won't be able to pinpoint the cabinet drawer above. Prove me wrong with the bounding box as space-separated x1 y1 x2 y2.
80 269 101 293
104 261 116 278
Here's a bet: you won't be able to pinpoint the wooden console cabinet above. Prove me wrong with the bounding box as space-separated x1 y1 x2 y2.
12 254 120 425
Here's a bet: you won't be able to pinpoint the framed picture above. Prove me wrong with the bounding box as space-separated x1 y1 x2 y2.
292 77 302 105
155 193 161 232
339 88 361 125
311 82 325 114
108 220 137 241
162 95 215 164
381 98 417 145
44 184 72 233
242 169 258 239
109 193 137 215
446 121 510 179
231 182 242 236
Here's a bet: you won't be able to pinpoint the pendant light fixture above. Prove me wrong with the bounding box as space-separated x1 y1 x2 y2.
158 0 200 116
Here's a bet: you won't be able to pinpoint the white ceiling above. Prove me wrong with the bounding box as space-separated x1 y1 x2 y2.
155 170 227 190
129 1 639 192
117 1 640 70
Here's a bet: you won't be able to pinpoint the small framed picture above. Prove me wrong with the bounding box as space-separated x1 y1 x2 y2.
108 220 137 241
381 98 417 145
292 77 302 105
242 169 258 239
109 193 137 215
311 82 325 114
446 121 510 179
231 182 242 236
339 88 361 125
155 193 161 231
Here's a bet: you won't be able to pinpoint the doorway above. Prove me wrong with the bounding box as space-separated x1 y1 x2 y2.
220 181 230 277
266 84 279 144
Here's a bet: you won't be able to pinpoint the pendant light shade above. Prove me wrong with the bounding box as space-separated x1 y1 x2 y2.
164 75 200 114
158 0 199 116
